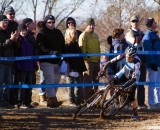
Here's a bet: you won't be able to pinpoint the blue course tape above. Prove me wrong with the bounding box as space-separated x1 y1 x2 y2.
0 51 160 61
1 82 160 88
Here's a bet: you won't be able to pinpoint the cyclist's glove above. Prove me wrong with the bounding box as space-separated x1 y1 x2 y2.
99 70 106 77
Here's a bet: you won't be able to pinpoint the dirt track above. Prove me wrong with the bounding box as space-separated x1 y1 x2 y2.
0 106 160 130
0 86 160 130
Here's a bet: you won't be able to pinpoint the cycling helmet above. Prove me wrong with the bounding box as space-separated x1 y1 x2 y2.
125 45 138 57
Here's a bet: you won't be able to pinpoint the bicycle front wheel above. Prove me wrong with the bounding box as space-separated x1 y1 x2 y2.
100 91 129 119
73 89 104 119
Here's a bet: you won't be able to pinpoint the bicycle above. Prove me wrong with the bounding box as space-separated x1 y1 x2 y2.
73 70 129 119
99 83 129 119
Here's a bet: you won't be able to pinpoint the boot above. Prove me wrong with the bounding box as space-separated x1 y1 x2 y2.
47 97 62 108
39 94 47 106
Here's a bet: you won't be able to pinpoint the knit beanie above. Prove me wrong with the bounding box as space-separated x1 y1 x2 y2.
86 18 95 25
23 18 33 26
66 17 76 28
44 15 55 22
4 6 15 14
18 23 27 31
146 18 154 28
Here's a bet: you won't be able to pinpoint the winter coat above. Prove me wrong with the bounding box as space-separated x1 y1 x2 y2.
15 34 35 71
36 26 65 64
64 41 86 73
0 28 15 65
142 29 160 67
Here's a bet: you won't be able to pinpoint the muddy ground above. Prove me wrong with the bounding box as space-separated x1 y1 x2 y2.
0 87 160 130
0 106 160 130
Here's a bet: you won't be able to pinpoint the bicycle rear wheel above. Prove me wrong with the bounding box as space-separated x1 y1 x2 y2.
100 91 129 119
73 89 104 119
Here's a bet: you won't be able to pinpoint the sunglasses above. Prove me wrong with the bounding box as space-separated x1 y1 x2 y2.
8 13 15 16
47 21 55 24
67 22 74 24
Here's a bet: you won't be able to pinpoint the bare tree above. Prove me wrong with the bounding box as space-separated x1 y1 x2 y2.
41 0 86 28
42 0 58 19
29 0 38 23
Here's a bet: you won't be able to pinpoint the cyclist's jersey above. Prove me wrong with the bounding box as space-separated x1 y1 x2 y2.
110 53 141 84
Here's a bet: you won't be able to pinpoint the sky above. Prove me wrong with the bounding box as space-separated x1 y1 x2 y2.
9 0 158 23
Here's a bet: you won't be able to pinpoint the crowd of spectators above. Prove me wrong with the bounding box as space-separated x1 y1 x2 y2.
0 6 160 110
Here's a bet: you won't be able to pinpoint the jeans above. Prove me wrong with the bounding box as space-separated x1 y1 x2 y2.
68 73 84 105
0 63 12 102
40 62 60 98
146 67 160 106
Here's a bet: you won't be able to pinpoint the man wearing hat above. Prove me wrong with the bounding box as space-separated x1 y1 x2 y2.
4 6 18 35
36 15 65 108
0 15 18 106
125 15 147 110
79 18 100 101
4 6 19 106
142 18 160 108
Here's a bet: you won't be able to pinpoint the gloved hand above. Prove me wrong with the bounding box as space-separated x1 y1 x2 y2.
99 70 106 77
151 64 158 71
49 50 61 57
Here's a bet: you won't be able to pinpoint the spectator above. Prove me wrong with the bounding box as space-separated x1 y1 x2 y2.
142 18 160 108
111 28 128 74
4 6 18 35
14 23 36 108
4 6 19 105
0 15 18 106
64 27 86 106
125 15 147 109
36 15 65 108
112 28 128 53
79 18 100 101
23 17 38 91
66 17 82 38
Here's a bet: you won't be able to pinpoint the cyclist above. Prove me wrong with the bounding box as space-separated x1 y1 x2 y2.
100 45 141 120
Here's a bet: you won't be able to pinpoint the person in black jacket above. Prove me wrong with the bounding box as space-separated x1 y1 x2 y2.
36 15 65 108
64 27 86 106
0 15 19 106
4 6 19 105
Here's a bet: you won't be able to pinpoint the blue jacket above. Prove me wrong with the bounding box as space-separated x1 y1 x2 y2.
142 29 160 67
